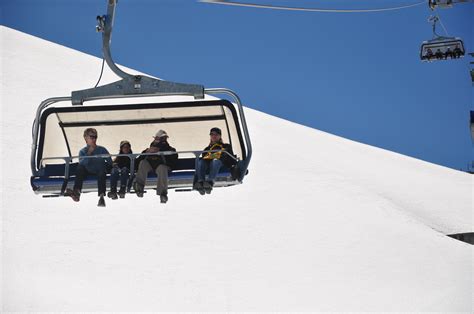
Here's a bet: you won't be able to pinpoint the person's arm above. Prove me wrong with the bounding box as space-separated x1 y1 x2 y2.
78 147 89 166
167 147 178 169
102 147 113 166
223 144 234 156
201 145 211 158
222 144 237 167
134 148 147 170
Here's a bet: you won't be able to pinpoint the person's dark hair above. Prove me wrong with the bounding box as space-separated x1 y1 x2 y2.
119 140 132 154
119 146 132 154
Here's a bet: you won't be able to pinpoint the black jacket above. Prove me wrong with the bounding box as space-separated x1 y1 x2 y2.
136 141 178 170
201 141 237 168
113 155 132 169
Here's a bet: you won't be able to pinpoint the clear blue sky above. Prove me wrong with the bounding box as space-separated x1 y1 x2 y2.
1 0 473 170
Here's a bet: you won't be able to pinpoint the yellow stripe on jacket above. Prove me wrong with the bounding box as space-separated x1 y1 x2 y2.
203 143 224 160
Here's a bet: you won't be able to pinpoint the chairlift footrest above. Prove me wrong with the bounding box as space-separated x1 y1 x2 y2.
175 188 193 192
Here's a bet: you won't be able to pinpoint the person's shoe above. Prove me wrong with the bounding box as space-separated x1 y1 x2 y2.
203 181 213 194
107 191 118 200
98 194 106 207
118 187 126 199
193 181 205 195
65 188 80 202
134 182 144 198
160 192 168 204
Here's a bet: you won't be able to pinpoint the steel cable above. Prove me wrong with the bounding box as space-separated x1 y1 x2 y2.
200 0 426 13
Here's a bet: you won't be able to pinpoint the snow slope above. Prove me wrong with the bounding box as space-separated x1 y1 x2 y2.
1 26 472 311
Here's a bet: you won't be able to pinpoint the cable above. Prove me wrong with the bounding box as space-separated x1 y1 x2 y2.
94 57 106 88
200 0 426 13
437 15 449 36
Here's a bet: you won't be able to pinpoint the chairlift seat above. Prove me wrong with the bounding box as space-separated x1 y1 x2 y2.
31 157 239 196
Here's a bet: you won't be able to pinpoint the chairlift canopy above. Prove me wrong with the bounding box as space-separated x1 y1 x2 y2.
36 98 246 170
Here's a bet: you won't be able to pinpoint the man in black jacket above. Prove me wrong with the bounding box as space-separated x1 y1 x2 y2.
194 127 236 195
134 130 178 203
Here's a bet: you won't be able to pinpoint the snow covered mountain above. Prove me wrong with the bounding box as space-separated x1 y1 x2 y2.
1 26 472 311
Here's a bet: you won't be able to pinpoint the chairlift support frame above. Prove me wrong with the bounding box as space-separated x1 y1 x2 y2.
31 0 252 195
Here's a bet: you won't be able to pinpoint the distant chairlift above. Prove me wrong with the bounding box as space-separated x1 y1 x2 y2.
428 0 473 10
30 0 252 197
420 15 465 62
420 37 465 61
428 0 454 9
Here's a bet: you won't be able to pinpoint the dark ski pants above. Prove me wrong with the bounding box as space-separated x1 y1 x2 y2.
110 166 130 192
73 164 107 196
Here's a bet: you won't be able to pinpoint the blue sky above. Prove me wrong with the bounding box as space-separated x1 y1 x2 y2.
1 0 473 170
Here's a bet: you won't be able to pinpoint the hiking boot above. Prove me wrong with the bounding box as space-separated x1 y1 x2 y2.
203 181 213 194
160 192 168 204
134 182 144 198
193 181 205 195
118 187 126 199
65 188 80 202
98 194 106 207
107 191 118 200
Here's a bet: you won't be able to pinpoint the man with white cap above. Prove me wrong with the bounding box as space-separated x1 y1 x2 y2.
134 129 178 203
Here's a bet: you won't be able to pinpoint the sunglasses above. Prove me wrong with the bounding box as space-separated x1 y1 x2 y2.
88 135 98 139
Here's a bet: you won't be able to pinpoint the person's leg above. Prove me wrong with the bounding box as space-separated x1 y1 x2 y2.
135 160 152 193
93 163 107 207
199 159 211 182
207 159 223 184
73 164 88 192
195 159 206 183
194 159 206 195
155 164 170 196
119 167 129 192
110 167 119 193
97 166 107 197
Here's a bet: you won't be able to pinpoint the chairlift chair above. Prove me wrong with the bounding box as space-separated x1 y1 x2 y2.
420 37 465 61
30 0 252 197
420 14 465 62
429 0 454 9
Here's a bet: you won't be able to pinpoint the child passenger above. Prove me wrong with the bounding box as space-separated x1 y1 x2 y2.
108 140 133 199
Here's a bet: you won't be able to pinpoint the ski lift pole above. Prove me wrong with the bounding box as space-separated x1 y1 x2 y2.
97 0 131 79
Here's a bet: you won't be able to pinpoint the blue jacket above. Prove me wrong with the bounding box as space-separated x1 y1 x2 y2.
78 145 113 173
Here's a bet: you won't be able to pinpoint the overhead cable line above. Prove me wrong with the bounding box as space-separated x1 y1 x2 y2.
200 0 426 13
437 15 449 35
